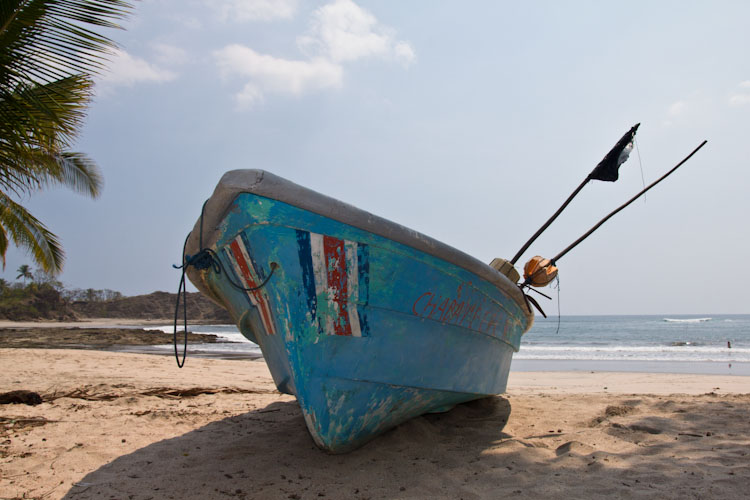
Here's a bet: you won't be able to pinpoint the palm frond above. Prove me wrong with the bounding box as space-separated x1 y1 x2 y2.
42 151 103 197
0 190 64 273
0 1 132 272
0 223 7 269
0 1 132 87
0 75 92 147
0 75 98 196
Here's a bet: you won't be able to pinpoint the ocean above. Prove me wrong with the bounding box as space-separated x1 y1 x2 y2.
141 324 263 360
512 314 750 375
133 315 750 375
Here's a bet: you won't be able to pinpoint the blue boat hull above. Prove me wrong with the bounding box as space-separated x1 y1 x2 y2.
186 171 532 453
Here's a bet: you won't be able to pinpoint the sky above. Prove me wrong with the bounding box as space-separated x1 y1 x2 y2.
2 0 749 315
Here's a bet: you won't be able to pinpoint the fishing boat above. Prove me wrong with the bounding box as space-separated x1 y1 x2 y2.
183 169 534 453
179 125 707 453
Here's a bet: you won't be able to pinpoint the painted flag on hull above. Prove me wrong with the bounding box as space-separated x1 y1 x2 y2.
296 230 369 337
224 233 277 335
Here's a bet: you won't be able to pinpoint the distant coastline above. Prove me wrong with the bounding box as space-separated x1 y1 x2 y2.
0 284 233 323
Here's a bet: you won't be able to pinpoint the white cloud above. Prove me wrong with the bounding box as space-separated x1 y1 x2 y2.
729 93 750 106
663 100 686 126
217 0 298 22
668 100 686 116
297 0 415 66
213 0 414 109
152 43 189 66
215 44 342 107
393 42 416 67
100 49 177 87
729 80 750 107
168 12 203 30
236 83 264 108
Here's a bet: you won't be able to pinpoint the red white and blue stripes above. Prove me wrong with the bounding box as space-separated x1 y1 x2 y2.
297 230 369 337
224 234 277 335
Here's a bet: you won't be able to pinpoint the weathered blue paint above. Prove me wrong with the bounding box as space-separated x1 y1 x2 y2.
191 192 532 453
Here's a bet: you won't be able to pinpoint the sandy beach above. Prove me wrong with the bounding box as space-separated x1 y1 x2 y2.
1 343 748 500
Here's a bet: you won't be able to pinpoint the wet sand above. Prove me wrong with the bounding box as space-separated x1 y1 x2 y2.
1 348 749 499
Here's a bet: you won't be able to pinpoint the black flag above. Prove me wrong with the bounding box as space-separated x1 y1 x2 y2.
589 123 640 182
510 122 642 265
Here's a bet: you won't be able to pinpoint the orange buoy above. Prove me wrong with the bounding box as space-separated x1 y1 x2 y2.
523 256 558 287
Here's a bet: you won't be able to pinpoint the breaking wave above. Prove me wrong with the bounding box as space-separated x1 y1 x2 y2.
515 344 750 363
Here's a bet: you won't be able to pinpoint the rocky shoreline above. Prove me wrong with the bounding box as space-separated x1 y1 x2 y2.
0 326 221 349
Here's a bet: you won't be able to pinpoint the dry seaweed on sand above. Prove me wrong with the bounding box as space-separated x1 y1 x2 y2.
42 385 279 402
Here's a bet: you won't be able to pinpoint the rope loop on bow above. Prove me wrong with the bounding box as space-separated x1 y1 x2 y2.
172 200 278 367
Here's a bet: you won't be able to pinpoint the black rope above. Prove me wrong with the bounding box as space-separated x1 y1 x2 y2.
525 286 552 300
176 245 279 293
519 285 547 318
524 292 546 318
172 234 190 368
172 200 278 368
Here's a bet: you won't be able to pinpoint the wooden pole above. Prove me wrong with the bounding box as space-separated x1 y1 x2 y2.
509 176 591 264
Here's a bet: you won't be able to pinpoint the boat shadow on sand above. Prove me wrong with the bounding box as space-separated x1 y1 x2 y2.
62 396 514 499
59 393 750 499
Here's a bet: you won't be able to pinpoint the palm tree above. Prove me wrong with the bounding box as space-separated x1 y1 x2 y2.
0 1 133 273
16 263 32 282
